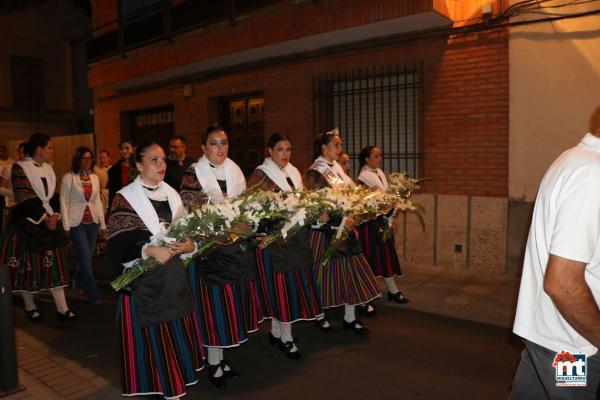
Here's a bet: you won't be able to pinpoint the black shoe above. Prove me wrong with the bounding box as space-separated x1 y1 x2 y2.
268 332 281 346
357 302 377 317
279 341 303 361
56 310 78 323
25 309 42 322
315 316 332 333
207 365 226 389
388 292 410 304
220 360 239 379
343 319 369 334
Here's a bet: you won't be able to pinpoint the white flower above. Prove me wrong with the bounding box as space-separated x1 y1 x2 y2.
248 201 262 211
280 208 307 239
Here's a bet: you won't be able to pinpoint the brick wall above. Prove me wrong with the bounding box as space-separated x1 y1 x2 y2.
424 31 509 197
94 28 508 197
91 0 118 35
88 0 450 87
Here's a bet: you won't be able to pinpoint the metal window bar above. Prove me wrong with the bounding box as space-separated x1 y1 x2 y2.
313 62 423 178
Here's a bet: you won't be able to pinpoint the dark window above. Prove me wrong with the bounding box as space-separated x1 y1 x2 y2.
313 63 423 177
120 0 160 18
11 56 43 114
123 105 175 150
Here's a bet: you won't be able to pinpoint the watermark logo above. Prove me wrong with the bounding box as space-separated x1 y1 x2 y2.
553 350 587 387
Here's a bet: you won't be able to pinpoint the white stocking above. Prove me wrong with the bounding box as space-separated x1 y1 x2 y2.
50 287 69 313
22 292 37 311
280 323 293 343
345 305 365 328
344 304 356 323
280 323 298 352
385 277 399 294
207 348 223 377
207 347 220 365
271 318 282 338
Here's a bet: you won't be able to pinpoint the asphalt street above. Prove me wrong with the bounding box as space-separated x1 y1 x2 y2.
13 268 523 400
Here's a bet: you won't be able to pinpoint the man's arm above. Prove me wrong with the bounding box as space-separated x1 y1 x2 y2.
544 254 600 348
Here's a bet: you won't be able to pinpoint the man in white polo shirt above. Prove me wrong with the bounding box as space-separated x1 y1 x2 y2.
510 107 600 399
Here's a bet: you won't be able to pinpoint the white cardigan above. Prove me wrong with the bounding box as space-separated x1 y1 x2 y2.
60 172 106 231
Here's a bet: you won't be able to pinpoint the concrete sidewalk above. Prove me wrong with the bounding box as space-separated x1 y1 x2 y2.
3 329 120 400
396 263 520 329
2 262 521 399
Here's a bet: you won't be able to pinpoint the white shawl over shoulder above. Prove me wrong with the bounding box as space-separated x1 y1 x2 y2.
257 157 303 191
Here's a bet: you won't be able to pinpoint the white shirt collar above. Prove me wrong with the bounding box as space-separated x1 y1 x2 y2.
140 179 168 201
210 163 226 180
580 133 600 152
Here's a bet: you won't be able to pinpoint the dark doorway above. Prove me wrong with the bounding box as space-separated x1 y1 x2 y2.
122 105 175 149
219 96 265 176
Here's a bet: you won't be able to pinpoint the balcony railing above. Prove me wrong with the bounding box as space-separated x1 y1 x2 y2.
86 0 283 64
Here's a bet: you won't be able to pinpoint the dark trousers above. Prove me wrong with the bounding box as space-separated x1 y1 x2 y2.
509 339 600 400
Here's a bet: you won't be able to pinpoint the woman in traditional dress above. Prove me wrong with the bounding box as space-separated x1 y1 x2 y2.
108 140 134 208
304 130 381 334
0 133 76 323
357 146 409 311
107 141 204 399
339 151 351 175
60 147 106 305
180 124 263 389
247 133 323 360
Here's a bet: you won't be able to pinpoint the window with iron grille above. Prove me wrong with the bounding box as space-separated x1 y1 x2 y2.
313 63 423 178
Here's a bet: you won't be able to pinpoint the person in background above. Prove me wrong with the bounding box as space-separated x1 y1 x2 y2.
0 143 21 228
108 140 134 208
60 147 106 305
0 133 77 323
165 135 193 191
0 144 14 228
0 145 14 174
339 151 351 176
356 145 409 317
94 150 111 215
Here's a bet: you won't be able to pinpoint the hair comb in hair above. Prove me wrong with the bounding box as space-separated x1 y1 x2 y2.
324 128 339 136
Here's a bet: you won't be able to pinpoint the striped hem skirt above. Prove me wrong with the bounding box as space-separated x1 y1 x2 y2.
187 262 264 348
256 247 323 323
358 221 402 278
117 294 204 399
0 229 69 292
309 229 381 308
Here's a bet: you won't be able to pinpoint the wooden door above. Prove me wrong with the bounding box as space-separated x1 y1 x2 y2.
224 97 264 176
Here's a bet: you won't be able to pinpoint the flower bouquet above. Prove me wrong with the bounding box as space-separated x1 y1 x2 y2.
110 192 285 291
317 175 426 265
110 172 426 291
